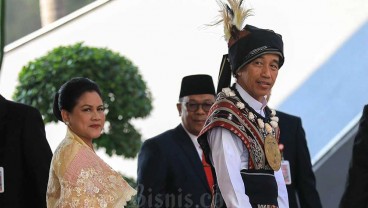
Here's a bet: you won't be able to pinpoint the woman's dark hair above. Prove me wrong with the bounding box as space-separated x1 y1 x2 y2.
53 77 102 121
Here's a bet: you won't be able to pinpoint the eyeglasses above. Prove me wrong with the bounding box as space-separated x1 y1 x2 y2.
183 102 214 112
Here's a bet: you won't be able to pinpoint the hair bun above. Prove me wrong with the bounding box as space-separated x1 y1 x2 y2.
53 92 63 121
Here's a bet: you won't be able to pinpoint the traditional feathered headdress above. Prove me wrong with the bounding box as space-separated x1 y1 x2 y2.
214 0 284 93
214 0 253 45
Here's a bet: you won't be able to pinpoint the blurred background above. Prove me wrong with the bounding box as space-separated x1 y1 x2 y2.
1 0 368 207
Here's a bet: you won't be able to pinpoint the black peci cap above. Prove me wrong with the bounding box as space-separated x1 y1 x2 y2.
179 74 216 98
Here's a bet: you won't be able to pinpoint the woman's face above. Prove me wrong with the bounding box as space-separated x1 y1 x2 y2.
62 91 105 141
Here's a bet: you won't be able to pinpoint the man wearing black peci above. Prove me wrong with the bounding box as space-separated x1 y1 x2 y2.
137 74 217 208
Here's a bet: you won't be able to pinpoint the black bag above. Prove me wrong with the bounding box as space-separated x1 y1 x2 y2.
240 169 278 208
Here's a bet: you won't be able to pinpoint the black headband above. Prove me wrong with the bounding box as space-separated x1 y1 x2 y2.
217 25 284 93
229 25 284 73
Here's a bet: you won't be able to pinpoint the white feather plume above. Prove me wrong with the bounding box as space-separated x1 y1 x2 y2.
214 0 253 41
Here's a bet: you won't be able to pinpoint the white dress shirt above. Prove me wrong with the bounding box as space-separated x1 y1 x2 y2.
208 83 289 208
181 123 203 161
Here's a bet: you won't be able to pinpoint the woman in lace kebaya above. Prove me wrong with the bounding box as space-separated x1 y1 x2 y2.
46 77 136 207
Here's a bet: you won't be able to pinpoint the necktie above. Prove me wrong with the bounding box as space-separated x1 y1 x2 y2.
202 152 214 194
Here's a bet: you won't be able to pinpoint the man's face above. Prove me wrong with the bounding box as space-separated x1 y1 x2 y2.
237 53 280 102
177 94 215 136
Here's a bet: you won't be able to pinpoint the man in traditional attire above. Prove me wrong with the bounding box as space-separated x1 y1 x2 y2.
137 74 216 208
198 1 289 207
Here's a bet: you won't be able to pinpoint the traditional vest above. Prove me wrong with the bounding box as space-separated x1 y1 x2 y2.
198 86 281 208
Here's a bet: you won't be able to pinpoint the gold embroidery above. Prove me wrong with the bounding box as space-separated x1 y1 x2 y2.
47 129 136 207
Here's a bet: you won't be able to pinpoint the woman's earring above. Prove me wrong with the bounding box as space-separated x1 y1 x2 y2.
65 121 69 126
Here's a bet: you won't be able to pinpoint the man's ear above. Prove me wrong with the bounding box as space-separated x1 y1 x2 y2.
176 103 182 116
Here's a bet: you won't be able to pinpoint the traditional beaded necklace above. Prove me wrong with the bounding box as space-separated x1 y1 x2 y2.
221 86 281 170
222 87 279 137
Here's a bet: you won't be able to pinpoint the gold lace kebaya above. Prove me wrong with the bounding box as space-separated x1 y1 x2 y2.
47 128 136 208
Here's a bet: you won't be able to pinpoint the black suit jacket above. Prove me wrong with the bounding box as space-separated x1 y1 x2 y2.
137 124 212 208
340 105 368 208
0 95 52 208
277 111 322 208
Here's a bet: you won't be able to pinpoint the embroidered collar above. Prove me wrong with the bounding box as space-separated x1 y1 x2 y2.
66 128 96 153
221 86 279 132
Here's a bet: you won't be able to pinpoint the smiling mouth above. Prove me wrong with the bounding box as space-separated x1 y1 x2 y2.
257 81 271 86
194 120 206 124
90 125 101 128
